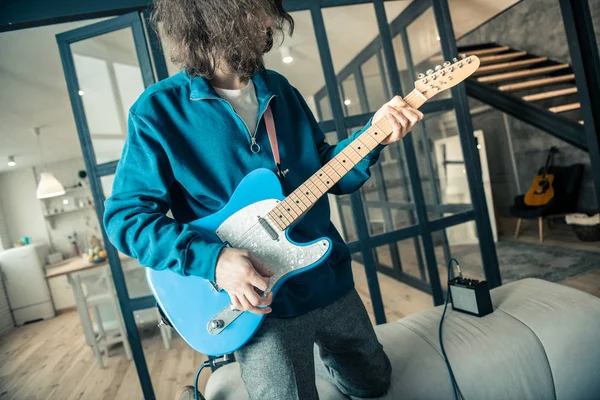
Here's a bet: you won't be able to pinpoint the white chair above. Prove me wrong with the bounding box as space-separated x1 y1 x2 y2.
74 267 132 368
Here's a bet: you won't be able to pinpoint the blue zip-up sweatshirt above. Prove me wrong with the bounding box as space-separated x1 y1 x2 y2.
103 69 384 317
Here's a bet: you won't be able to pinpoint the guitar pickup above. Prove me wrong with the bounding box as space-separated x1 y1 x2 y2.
258 216 279 241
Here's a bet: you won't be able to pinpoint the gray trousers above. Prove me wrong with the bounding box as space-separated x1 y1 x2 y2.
234 289 392 400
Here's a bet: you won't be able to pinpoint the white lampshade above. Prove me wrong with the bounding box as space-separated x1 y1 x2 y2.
36 172 66 199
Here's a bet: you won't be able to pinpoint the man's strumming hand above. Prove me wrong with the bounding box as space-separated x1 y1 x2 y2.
215 248 274 314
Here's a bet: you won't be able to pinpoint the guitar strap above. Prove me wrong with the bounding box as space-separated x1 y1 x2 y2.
263 105 287 179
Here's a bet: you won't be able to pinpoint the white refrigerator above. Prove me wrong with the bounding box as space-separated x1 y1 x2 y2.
0 243 55 326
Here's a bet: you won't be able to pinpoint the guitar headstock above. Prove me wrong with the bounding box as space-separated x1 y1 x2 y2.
414 54 480 100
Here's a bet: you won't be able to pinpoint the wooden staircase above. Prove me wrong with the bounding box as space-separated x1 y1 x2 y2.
451 43 587 151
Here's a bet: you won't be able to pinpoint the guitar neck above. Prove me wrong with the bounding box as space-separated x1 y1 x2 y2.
267 89 427 230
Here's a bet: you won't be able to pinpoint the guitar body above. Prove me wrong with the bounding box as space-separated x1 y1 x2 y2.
146 168 332 356
524 174 555 206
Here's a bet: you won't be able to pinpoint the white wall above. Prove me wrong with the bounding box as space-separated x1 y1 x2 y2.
0 198 11 250
0 158 103 260
0 168 50 249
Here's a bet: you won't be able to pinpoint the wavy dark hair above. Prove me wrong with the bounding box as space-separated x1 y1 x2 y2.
152 0 294 79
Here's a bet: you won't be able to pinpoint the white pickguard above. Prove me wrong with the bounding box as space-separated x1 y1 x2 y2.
215 199 330 292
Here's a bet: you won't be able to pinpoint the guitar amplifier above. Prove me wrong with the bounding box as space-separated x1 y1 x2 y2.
449 277 493 317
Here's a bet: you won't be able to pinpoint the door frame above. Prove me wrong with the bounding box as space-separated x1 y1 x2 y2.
56 12 156 399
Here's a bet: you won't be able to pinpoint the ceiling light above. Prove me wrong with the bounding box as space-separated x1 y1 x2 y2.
78 90 84 96
281 47 293 64
33 127 65 199
63 199 69 205
7 156 16 167
436 36 441 41
344 99 352 106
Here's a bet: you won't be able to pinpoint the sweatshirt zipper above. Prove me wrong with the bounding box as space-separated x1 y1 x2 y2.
190 95 275 154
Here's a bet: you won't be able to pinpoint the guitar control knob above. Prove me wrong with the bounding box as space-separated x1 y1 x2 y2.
210 319 225 330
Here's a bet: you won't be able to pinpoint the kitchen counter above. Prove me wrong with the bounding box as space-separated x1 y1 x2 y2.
45 254 131 279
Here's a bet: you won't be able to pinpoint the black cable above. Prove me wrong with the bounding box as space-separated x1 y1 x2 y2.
439 257 462 400
193 355 232 400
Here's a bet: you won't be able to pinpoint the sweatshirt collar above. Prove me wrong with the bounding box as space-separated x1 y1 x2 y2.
188 68 274 103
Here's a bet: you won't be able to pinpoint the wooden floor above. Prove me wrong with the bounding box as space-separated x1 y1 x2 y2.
2 235 599 399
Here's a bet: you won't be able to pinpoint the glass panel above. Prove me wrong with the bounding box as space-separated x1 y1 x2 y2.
319 95 333 121
361 53 390 113
433 225 485 291
377 140 418 230
323 3 383 125
353 241 432 323
264 10 328 120
341 75 362 116
410 110 476 221
406 8 451 100
71 28 146 165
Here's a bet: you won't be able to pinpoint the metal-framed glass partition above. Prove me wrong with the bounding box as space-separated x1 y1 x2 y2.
53 0 503 397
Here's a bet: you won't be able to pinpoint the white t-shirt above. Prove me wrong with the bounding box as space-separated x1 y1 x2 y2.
213 80 259 134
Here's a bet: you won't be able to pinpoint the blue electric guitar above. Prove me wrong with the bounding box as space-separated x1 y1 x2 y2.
147 56 480 356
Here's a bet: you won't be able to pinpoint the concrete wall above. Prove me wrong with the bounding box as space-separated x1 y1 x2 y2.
458 0 600 214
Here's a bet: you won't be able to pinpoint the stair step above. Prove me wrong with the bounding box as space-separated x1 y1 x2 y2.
499 74 576 91
479 51 528 64
522 87 578 101
478 64 570 83
475 57 547 76
549 102 581 113
468 46 510 56
432 46 510 63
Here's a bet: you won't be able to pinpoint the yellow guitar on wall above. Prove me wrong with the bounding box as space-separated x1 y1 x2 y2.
524 147 559 207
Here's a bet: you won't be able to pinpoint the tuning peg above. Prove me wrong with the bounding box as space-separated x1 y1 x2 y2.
426 69 434 75
461 53 467 59
417 73 425 79
435 65 442 71
466 57 472 64
457 61 463 68
443 61 451 67
452 57 458 63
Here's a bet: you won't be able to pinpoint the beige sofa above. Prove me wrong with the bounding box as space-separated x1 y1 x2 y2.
205 278 600 399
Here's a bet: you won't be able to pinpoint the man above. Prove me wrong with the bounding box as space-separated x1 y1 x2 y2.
104 0 423 398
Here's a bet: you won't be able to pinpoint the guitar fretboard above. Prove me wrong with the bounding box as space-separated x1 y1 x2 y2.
266 89 427 231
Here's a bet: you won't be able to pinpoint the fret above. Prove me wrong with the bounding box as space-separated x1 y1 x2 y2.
299 183 319 203
333 153 355 171
327 159 346 177
358 130 379 149
267 212 285 230
308 176 327 194
341 145 362 164
272 206 292 226
285 196 304 216
280 199 300 219
315 169 335 188
331 157 350 173
365 127 385 144
322 164 341 180
351 137 371 158
289 191 309 209
295 185 315 205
